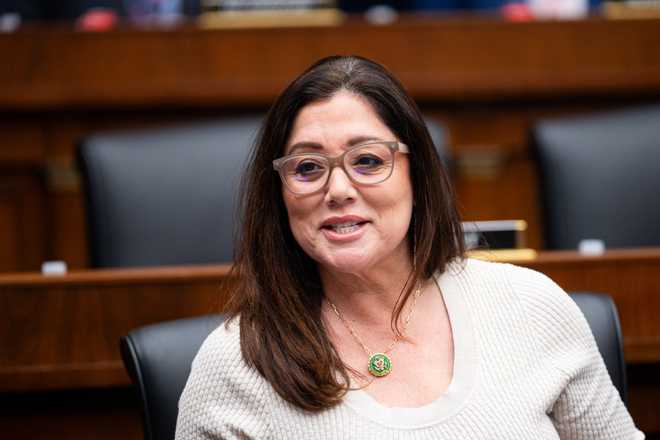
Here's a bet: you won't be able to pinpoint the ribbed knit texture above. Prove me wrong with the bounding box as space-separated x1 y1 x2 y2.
176 258 644 439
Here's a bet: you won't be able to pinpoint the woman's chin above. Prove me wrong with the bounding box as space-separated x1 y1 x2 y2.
317 250 372 274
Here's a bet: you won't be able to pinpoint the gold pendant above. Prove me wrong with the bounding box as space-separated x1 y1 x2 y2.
368 353 392 377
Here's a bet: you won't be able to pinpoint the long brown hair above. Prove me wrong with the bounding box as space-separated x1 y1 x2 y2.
224 55 464 411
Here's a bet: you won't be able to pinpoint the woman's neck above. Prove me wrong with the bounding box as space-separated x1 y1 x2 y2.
319 263 414 325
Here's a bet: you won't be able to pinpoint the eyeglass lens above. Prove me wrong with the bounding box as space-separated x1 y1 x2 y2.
280 143 395 194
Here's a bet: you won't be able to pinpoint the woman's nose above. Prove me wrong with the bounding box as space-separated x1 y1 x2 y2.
324 167 356 205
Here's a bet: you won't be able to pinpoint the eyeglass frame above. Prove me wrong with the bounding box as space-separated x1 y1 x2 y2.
272 140 410 195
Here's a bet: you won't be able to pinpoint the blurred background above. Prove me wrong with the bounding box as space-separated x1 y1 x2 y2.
0 0 606 21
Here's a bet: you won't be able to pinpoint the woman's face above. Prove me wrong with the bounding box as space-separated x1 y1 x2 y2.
281 91 413 276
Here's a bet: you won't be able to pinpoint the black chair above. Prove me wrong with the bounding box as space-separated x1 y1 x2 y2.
77 117 262 268
121 314 226 440
120 292 626 440
424 116 450 170
532 105 660 250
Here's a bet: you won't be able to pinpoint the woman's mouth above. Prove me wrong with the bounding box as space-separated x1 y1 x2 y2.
320 218 369 242
322 221 366 235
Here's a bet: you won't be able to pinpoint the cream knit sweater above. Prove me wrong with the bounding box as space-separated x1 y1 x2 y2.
176 258 644 439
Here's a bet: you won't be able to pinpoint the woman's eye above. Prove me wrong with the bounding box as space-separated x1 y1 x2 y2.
293 160 325 180
353 155 384 168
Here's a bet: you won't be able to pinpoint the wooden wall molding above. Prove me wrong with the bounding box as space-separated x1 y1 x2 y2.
2 17 660 110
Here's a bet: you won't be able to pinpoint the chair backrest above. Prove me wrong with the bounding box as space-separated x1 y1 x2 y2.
77 116 262 268
120 292 626 440
532 105 660 249
121 314 226 440
424 116 450 170
569 292 627 405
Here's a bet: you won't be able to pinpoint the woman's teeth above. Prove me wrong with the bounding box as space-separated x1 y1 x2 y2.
330 222 360 234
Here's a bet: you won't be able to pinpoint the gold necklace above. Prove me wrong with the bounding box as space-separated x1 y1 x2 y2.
327 282 423 378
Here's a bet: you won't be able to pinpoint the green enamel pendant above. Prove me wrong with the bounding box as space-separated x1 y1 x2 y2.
368 353 392 377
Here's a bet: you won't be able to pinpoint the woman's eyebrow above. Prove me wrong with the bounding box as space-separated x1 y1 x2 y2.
346 135 385 147
287 141 323 154
288 136 387 154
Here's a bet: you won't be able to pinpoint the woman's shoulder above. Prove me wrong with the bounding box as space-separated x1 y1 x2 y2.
178 317 271 421
177 317 274 438
189 316 249 379
449 257 568 301
181 316 267 403
196 316 241 356
447 258 597 369
443 257 562 297
445 257 584 331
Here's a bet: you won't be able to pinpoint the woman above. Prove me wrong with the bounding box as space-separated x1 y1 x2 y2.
176 56 643 439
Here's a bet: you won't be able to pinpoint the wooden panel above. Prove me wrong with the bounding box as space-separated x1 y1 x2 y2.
0 196 19 270
0 119 45 164
2 249 660 391
456 156 542 248
0 172 46 272
0 265 231 391
2 18 660 109
0 117 47 271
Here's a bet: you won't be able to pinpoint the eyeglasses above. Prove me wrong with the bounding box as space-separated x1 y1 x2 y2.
273 141 409 195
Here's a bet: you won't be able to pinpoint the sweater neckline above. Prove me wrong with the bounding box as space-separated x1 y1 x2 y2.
342 262 479 429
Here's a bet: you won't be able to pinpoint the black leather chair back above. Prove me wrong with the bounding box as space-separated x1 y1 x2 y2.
121 314 226 440
424 116 450 170
533 105 660 249
77 117 262 268
120 293 626 440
